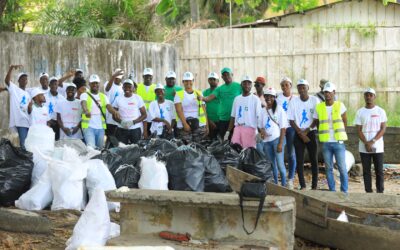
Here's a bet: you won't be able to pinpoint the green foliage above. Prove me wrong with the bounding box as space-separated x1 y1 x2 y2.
0 0 46 32
269 0 319 12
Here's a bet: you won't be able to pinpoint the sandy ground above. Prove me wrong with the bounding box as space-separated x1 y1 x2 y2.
0 166 398 250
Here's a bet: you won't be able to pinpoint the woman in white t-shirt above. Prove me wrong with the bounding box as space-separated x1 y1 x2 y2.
355 88 387 193
259 87 288 186
28 88 50 126
174 72 208 143
149 83 175 139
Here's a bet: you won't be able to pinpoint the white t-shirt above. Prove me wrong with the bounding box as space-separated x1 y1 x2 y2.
6 82 31 129
149 100 175 135
58 86 66 98
288 96 319 130
231 94 262 129
104 82 124 125
174 91 205 128
276 93 296 113
313 102 347 142
355 106 387 153
55 99 83 139
27 87 49 97
113 94 145 130
30 104 49 126
44 92 66 120
80 92 110 129
259 106 288 142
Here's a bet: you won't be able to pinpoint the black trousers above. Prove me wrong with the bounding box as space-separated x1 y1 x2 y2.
208 120 219 140
116 128 141 145
217 120 234 141
106 124 119 147
49 120 60 141
293 130 319 189
360 152 384 193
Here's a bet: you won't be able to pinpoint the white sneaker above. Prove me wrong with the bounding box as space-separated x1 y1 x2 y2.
287 179 294 190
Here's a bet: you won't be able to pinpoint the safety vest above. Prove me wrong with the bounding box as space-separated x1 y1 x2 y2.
176 89 206 125
137 83 156 109
81 92 107 129
315 101 347 142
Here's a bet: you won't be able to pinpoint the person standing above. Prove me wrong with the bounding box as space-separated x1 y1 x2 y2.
149 83 175 139
56 83 83 140
137 68 156 138
203 72 220 140
80 74 120 149
113 79 147 145
45 77 66 140
314 82 348 193
355 88 387 193
288 79 320 190
28 88 49 126
3 65 31 149
254 76 267 108
259 87 288 186
315 79 328 102
202 67 241 140
228 75 262 149
174 72 208 143
276 77 297 189
164 71 183 102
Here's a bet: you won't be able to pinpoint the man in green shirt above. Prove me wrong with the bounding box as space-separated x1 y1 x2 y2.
202 67 242 140
164 71 183 101
203 72 220 140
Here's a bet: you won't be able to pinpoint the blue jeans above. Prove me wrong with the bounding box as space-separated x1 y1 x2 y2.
285 127 296 180
262 138 287 186
83 127 105 149
16 126 29 150
322 142 348 193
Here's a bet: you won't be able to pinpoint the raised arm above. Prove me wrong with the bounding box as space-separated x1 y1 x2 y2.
105 69 124 92
5 65 22 86
58 70 75 87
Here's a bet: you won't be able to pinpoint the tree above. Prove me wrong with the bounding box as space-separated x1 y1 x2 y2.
1 0 46 32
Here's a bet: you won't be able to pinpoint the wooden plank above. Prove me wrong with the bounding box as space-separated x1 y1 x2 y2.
395 4 400 27
376 2 387 27
225 166 261 193
384 3 396 27
373 29 387 87
358 0 369 25
368 0 378 26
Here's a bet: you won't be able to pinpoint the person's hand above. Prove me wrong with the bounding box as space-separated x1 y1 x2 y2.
209 121 217 130
113 111 121 122
112 69 124 79
0 87 7 93
71 126 80 135
277 142 283 153
62 126 72 136
260 129 267 140
85 111 91 118
205 125 209 136
365 141 374 152
121 120 133 129
183 123 191 132
301 134 310 143
143 131 149 139
10 65 23 70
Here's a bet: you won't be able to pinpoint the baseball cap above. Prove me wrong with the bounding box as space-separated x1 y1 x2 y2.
64 82 77 89
39 72 49 79
263 87 277 96
280 76 292 85
154 83 165 91
182 72 194 81
320 78 329 88
31 88 46 98
76 69 84 74
221 67 232 75
89 74 100 83
49 76 58 82
241 75 252 82
208 72 219 80
165 71 176 79
114 68 124 79
323 82 336 92
297 79 309 86
364 87 376 95
123 79 134 85
17 72 28 80
143 68 153 76
255 76 266 84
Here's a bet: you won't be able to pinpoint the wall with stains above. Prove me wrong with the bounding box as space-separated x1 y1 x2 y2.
0 32 178 134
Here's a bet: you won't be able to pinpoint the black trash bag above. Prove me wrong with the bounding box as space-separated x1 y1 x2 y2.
208 141 240 171
238 147 273 181
145 139 178 161
166 146 205 191
136 139 151 149
113 164 141 188
203 155 232 192
188 143 209 155
230 143 243 154
91 150 123 175
0 138 34 206
170 139 184 147
113 145 143 166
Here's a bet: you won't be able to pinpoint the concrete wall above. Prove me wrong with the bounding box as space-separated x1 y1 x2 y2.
0 32 179 134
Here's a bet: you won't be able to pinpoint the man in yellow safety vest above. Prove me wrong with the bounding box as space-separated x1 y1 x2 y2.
136 68 156 138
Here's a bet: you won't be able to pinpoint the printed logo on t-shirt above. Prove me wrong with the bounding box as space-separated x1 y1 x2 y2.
49 102 54 115
238 106 243 119
300 109 309 127
20 95 27 109
128 102 135 106
282 101 288 111
265 117 271 129
371 114 379 118
160 108 165 119
72 108 79 111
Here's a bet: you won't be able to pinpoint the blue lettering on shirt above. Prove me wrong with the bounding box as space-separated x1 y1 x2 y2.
282 101 288 111
300 109 308 127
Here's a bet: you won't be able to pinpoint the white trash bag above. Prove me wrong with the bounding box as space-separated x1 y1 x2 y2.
25 125 55 155
31 149 49 187
65 188 111 250
333 150 355 173
15 168 53 210
138 157 168 190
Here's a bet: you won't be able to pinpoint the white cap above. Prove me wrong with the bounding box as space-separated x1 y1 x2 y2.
263 87 277 96
31 88 46 98
364 87 376 95
128 70 136 81
76 68 84 73
49 76 58 82
182 71 194 81
241 75 253 82
165 71 176 78
208 72 219 80
297 79 309 86
323 82 336 92
64 82 77 89
39 72 49 79
89 74 100 83
17 72 28 80
114 68 124 79
143 68 153 76
155 83 165 91
280 76 292 84
123 79 134 85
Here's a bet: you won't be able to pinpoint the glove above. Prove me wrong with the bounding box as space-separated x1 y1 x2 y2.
121 120 133 129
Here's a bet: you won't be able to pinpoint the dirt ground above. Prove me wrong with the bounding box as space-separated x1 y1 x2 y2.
0 165 398 250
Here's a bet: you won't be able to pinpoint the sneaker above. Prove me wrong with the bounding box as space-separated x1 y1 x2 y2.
287 179 294 190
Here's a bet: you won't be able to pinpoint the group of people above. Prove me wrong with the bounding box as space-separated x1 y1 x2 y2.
1 65 387 193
